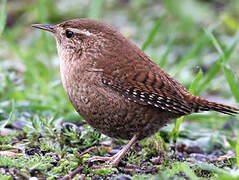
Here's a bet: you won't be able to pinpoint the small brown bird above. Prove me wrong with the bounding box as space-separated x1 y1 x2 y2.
32 19 238 167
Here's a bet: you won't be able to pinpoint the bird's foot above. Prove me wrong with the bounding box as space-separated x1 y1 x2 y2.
87 150 124 168
87 134 138 168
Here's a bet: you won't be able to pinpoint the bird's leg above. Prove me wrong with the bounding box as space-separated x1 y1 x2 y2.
87 134 138 167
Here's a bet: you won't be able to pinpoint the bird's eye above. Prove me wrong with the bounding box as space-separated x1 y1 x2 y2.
65 30 74 38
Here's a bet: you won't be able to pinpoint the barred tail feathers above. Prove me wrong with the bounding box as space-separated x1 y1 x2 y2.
189 95 239 115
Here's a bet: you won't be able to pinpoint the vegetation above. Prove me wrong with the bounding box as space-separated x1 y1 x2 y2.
0 0 239 179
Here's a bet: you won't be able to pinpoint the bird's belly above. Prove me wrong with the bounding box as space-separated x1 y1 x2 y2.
65 82 177 140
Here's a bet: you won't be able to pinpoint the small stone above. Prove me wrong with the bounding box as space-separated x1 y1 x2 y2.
12 121 25 129
189 153 209 162
185 146 204 154
103 153 111 157
29 177 38 180
150 156 163 165
0 168 5 174
109 149 120 156
100 140 113 146
0 151 19 157
0 128 13 136
116 175 132 180
61 122 79 132
25 148 47 155
223 120 232 130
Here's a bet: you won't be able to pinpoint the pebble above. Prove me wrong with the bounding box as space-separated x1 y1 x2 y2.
100 140 113 146
189 153 213 162
12 121 25 129
0 151 18 157
116 175 132 180
61 122 79 132
0 128 13 136
109 149 121 156
29 177 38 180
25 148 47 155
185 145 204 154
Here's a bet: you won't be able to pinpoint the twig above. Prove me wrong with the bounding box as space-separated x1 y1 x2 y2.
59 167 84 180
59 146 97 180
79 146 97 156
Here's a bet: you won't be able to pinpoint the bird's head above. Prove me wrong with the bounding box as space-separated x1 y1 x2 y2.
32 18 120 62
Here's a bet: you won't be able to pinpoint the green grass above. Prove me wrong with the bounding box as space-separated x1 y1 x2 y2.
141 16 165 51
0 0 6 35
224 65 239 102
87 0 103 20
0 0 239 179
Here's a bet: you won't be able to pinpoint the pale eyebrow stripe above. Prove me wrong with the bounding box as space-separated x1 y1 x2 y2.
67 28 94 36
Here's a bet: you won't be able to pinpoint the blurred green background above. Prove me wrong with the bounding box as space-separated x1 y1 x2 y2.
1 0 239 129
1 0 239 179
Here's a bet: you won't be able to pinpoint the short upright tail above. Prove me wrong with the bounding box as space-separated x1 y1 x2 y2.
189 95 239 115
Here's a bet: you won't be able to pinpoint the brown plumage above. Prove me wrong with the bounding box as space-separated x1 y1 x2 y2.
32 19 238 167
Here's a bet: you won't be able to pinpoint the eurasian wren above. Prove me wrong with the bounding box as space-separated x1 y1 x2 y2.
32 19 238 167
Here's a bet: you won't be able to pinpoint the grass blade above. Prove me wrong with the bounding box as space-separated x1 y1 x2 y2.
204 28 225 62
159 38 174 68
0 0 7 35
180 163 199 180
37 0 48 24
37 0 54 54
194 161 228 175
0 100 16 128
172 116 184 143
198 39 237 92
88 0 103 20
141 16 165 51
199 61 221 93
168 162 199 180
237 137 239 168
189 68 203 95
223 66 239 102
173 34 207 76
172 69 203 142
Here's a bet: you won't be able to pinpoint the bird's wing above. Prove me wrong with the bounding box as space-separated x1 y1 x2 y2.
93 36 192 115
101 68 192 115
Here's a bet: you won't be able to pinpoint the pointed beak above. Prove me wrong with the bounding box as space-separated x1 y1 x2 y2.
32 24 55 33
